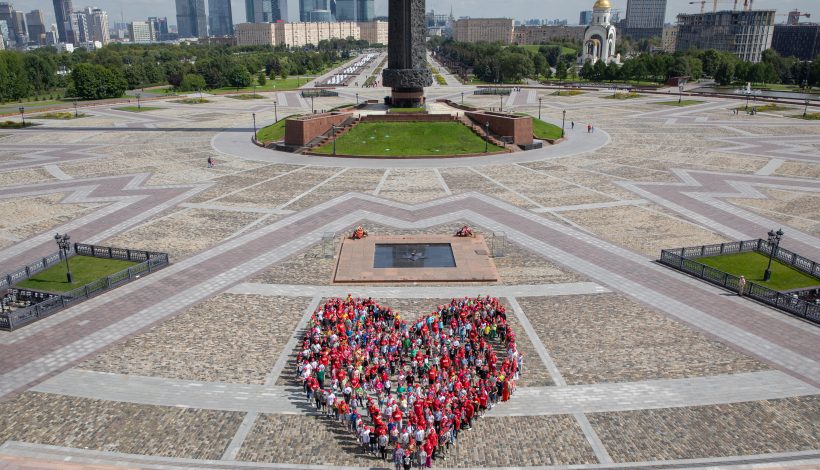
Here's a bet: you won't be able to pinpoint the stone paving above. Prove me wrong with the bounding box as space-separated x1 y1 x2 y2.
517 294 769 385
589 396 820 463
0 392 243 460
80 294 311 384
0 80 819 470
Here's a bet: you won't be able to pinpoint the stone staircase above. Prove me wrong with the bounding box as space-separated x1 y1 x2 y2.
305 116 360 150
457 116 515 151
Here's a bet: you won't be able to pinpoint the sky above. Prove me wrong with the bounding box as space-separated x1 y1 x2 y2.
9 0 820 29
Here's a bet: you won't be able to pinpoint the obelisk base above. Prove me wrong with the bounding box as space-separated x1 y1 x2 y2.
390 89 425 108
383 68 433 108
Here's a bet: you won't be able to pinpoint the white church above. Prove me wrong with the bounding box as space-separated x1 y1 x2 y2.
583 0 620 65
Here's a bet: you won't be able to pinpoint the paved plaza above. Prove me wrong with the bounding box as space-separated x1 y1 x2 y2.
0 64 819 470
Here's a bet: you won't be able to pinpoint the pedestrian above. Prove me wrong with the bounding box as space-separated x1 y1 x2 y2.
571 121 574 129
393 444 405 470
738 275 746 296
207 156 214 168
587 124 591 133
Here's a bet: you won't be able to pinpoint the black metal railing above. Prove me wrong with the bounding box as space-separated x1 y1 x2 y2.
659 240 820 325
0 244 169 331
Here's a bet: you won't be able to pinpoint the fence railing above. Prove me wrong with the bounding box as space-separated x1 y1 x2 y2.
659 241 820 325
474 88 512 96
0 244 169 331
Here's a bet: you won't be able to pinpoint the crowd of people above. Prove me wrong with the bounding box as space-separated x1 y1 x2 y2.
294 295 523 469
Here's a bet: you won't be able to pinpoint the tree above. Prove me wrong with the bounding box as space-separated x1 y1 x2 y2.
555 59 568 80
69 63 127 100
498 52 533 83
714 60 735 86
178 73 206 91
257 71 267 86
0 51 31 101
592 60 606 81
579 61 594 80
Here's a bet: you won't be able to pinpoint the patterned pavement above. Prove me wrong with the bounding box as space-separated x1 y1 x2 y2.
0 63 818 469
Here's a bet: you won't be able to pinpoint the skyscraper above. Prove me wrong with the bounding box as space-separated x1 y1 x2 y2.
208 0 233 36
51 0 73 43
86 7 109 44
149 16 169 40
299 0 328 22
335 0 373 22
175 0 207 38
624 0 666 39
246 0 286 23
25 10 46 44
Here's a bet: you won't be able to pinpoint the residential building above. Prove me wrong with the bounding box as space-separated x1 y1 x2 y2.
676 9 775 63
513 25 585 44
624 0 666 39
661 25 677 52
336 0 374 22
175 0 207 38
771 24 820 61
452 18 514 44
236 20 385 47
128 20 155 43
52 0 73 43
208 0 233 36
25 10 46 44
579 10 593 25
66 11 89 44
246 0 287 23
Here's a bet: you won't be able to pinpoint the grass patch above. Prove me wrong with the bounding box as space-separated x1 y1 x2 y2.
514 44 577 55
656 100 703 107
0 120 36 128
388 107 426 113
531 118 563 140
313 121 505 157
226 94 266 100
33 111 87 119
551 90 585 96
210 77 307 94
116 106 161 112
696 251 820 291
434 73 447 85
15 256 139 293
796 112 820 120
174 98 210 104
256 117 292 143
603 92 643 100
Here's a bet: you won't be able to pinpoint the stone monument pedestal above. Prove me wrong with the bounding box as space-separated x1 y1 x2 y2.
383 0 433 108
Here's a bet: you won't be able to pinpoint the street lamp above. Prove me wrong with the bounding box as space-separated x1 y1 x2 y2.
252 113 257 142
356 93 359 105
253 84 257 97
484 121 490 153
499 94 503 112
311 95 315 113
678 84 684 104
804 99 810 117
331 125 337 155
763 228 784 282
538 97 543 120
54 233 73 284
18 107 25 126
136 93 141 110
274 100 278 122
73 100 78 118
461 92 464 105
561 109 566 138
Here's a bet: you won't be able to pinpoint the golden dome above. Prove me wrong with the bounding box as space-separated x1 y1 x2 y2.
593 0 612 9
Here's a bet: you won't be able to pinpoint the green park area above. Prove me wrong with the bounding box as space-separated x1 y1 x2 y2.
603 92 643 100
256 118 290 144
388 107 426 113
696 251 820 291
656 100 703 107
313 121 504 157
15 256 138 293
116 106 161 112
210 77 308 94
531 119 563 140
33 111 87 119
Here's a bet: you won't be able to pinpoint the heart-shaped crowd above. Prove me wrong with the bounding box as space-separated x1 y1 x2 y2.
294 295 523 468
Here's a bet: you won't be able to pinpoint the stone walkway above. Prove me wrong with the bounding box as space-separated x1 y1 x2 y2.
227 282 610 298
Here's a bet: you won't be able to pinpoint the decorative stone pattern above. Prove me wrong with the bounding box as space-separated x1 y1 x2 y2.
0 392 243 460
0 193 101 242
517 294 769 385
382 68 434 89
80 294 312 384
728 188 820 238
588 396 820 463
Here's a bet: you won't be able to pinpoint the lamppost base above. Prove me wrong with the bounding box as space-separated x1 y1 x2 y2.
763 269 771 282
66 272 73 283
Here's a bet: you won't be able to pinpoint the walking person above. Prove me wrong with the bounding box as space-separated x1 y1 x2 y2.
207 156 214 168
393 444 405 470
571 121 574 130
738 275 746 296
587 124 591 133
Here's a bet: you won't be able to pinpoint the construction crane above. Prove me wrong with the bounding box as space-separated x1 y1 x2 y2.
688 0 754 14
785 10 811 25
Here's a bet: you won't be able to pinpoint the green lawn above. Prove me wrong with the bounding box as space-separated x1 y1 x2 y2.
174 98 211 104
797 112 820 120
389 107 426 113
515 44 577 55
116 106 161 112
313 121 505 157
227 94 266 100
734 103 793 113
603 92 643 100
33 111 87 119
531 118 563 140
656 100 703 107
696 251 820 291
551 90 585 96
0 100 65 113
0 120 35 128
15 256 138 293
256 118 289 143
210 77 308 94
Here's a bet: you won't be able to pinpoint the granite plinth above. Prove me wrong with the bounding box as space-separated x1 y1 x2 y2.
382 68 434 90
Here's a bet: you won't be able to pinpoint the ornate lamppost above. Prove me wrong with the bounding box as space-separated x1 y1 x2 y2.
331 125 337 155
763 228 784 282
74 100 79 118
273 100 278 122
538 97 543 120
804 99 811 118
54 233 73 283
484 121 490 153
252 113 257 142
19 107 25 126
562 109 566 138
461 92 464 105
136 92 142 110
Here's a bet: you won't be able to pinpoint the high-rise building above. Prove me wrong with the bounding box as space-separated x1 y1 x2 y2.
52 0 73 43
208 0 233 36
624 0 666 39
0 3 14 46
149 17 170 40
661 25 677 52
129 20 155 42
0 19 7 48
9 9 26 45
246 0 287 23
676 10 775 63
67 11 88 43
299 0 329 22
175 0 207 38
86 8 109 44
236 20 384 47
579 10 593 25
25 10 46 44
771 24 820 61
335 0 374 22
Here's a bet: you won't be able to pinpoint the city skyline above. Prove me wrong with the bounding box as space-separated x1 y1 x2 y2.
4 0 819 30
